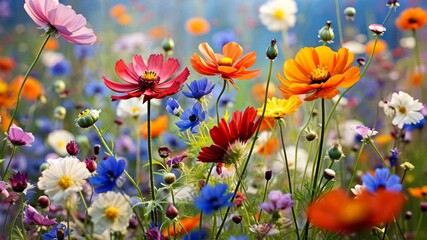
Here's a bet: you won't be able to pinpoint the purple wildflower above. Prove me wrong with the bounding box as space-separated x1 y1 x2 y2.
166 154 187 167
7 124 35 147
9 172 28 193
259 190 294 214
23 205 57 227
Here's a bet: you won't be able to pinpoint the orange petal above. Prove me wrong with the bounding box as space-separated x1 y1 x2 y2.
198 42 218 64
234 51 257 69
338 66 360 88
315 46 335 73
222 42 243 63
295 47 318 73
283 59 311 84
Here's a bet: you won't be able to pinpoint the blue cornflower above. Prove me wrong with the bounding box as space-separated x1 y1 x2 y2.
175 102 206 133
182 78 215 100
166 98 182 116
212 29 238 49
194 183 233 214
361 168 402 193
389 148 400 167
49 59 71 77
42 223 69 240
403 118 425 131
183 229 208 240
73 45 95 59
89 156 126 193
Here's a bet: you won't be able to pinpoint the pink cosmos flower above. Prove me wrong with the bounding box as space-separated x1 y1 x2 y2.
103 54 190 102
24 0 96 45
350 125 378 140
7 124 35 147
23 205 57 227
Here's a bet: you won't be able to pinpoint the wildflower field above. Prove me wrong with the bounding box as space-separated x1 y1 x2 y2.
1 0 427 239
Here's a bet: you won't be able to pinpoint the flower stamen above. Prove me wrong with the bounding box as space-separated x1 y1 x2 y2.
57 176 73 190
218 57 233 67
105 206 120 220
310 65 330 84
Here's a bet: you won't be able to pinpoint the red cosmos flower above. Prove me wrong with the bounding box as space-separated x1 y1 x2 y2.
103 54 190 102
307 189 405 234
197 107 260 165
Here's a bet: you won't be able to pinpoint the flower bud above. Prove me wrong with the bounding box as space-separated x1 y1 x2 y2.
162 36 175 55
421 202 427 212
386 0 400 9
94 144 101 155
357 58 366 66
38 195 51 209
327 143 344 160
344 7 356 21
266 39 278 60
39 163 50 172
265 170 273 181
369 24 386 36
405 211 413 220
84 158 97 173
53 106 67 120
305 129 318 141
232 215 242 224
75 109 101 128
164 172 176 184
66 141 79 156
166 203 179 219
9 172 28 193
323 168 336 180
54 80 66 94
158 146 172 158
318 21 335 44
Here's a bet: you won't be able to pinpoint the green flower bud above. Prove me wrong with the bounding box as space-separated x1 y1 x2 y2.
327 143 344 160
318 21 335 44
305 129 318 142
164 172 176 184
266 39 278 60
54 106 67 120
75 109 101 128
39 162 50 172
344 7 356 21
162 36 175 55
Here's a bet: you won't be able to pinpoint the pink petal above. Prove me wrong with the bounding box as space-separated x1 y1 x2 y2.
102 76 139 93
147 54 164 74
59 27 96 45
158 58 179 81
114 60 139 84
157 67 189 88
132 55 148 76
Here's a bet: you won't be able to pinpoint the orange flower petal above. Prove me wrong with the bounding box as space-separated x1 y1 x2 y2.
198 42 218 65
223 42 243 63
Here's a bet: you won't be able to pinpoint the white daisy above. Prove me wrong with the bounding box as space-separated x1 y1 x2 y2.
47 130 74 156
381 91 424 128
259 0 298 32
38 156 91 205
116 97 146 119
88 191 133 234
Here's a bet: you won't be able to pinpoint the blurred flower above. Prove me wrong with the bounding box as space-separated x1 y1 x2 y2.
350 184 365 198
342 41 365 55
73 45 95 59
197 107 260 165
42 223 69 240
0 1 11 19
395 7 427 31
166 98 182 116
368 24 386 35
110 4 127 18
361 168 402 193
88 191 133 233
163 132 187 151
114 135 136 155
49 59 72 77
365 39 388 56
9 172 29 193
162 214 201 238
0 181 9 199
191 42 260 88
117 14 132 25
380 91 423 128
10 75 44 101
140 115 168 138
182 78 215 100
89 156 126 193
259 190 293 214
0 56 15 73
408 186 427 198
24 0 96 45
45 38 59 51
278 46 360 101
176 102 206 133
194 183 233 214
249 223 280 236
38 156 91 205
251 82 276 103
146 226 166 240
259 0 298 32
213 29 238 49
23 205 57 226
257 96 302 119
103 54 190 102
185 17 211 36
116 97 146 119
308 189 405 233
112 33 152 53
84 79 108 96
350 125 378 141
6 124 35 147
41 51 64 67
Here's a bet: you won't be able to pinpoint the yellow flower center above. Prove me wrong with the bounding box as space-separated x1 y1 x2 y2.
131 107 140 114
339 202 369 224
105 206 120 220
142 71 158 81
398 106 406 114
218 57 233 67
310 65 330 84
273 9 285 20
57 140 66 149
0 81 7 94
78 109 91 118
57 176 73 190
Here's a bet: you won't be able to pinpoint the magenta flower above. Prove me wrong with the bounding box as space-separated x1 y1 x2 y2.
24 0 96 45
9 172 28 193
7 124 35 147
103 54 190 103
0 181 9 199
23 205 57 227
350 125 378 140
259 190 294 214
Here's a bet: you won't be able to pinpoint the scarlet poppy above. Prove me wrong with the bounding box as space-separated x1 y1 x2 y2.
395 7 427 31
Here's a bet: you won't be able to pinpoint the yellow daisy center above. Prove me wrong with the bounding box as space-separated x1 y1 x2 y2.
218 57 233 67
57 176 73 190
398 106 406 114
57 140 66 149
310 65 330 84
131 107 140 114
78 109 91 118
105 206 120 220
273 9 285 20
142 70 158 81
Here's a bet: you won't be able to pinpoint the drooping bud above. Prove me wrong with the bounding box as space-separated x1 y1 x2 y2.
162 36 175 56
166 203 179 219
305 129 318 141
66 141 79 156
344 7 356 21
265 170 273 181
266 39 278 60
232 215 242 224
323 169 336 180
318 21 335 44
75 109 101 128
84 158 97 173
164 172 176 184
38 195 51 209
327 143 344 160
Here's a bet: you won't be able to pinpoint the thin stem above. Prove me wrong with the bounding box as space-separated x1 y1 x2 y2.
369 141 388 167
278 120 300 240
257 178 270 222
216 59 274 239
334 0 344 47
135 117 142 183
1 204 11 238
0 34 51 163
346 143 366 194
215 80 227 125
9 194 24 240
1 146 17 181
415 211 424 239
67 208 71 240
382 8 393 26
146 99 157 225
92 124 113 156
412 29 424 102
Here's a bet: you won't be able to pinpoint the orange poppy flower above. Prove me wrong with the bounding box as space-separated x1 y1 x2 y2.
45 38 59 51
0 109 14 131
140 115 168 138
185 17 211 36
395 7 427 31
257 136 279 155
162 214 200 237
278 46 360 101
408 186 427 198
0 78 18 109
365 39 387 56
117 14 132 25
10 75 44 101
110 4 127 18
191 42 260 87
0 57 15 72
308 189 405 234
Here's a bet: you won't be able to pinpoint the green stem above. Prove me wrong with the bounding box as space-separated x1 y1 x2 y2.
67 208 71 240
135 117 142 183
369 141 388 167
412 29 424 102
0 34 51 163
334 0 344 47
415 211 424 239
92 124 113 156
1 146 17 181
216 59 274 239
382 8 393 26
146 99 157 225
1 204 11 238
257 178 270 222
278 120 300 239
346 142 366 194
215 80 227 125
9 194 24 240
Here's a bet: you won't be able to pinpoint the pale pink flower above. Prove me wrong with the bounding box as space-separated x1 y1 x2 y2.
7 124 35 147
24 0 96 45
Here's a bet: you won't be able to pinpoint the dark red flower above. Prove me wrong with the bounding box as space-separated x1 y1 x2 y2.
197 107 260 164
103 54 190 102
